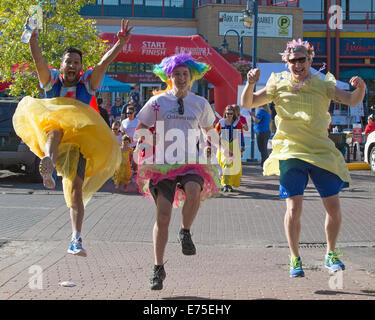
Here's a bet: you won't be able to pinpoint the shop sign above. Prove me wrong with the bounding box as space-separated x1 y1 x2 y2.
218 12 293 38
304 37 375 57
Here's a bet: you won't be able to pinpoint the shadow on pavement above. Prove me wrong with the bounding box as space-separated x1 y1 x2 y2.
315 290 375 297
163 296 212 300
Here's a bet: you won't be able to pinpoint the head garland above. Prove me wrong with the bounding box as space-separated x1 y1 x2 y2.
280 39 315 63
152 54 211 94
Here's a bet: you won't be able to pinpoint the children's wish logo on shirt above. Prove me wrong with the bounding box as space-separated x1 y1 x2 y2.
164 107 195 121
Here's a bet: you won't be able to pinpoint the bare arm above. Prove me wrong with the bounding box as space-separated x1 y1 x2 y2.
90 19 133 90
333 76 366 106
241 68 271 109
29 28 50 86
250 112 261 124
135 122 150 141
202 125 220 150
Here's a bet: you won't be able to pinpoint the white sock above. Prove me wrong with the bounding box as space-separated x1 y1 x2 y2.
72 231 81 240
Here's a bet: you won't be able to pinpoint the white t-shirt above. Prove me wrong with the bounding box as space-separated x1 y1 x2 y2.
114 133 122 146
136 91 215 164
120 118 139 147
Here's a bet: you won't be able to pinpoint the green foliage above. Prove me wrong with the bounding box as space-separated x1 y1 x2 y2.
0 0 109 97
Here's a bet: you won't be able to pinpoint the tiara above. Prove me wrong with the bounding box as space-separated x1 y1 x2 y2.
280 39 315 62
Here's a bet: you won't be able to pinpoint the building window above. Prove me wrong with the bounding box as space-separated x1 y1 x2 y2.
119 0 144 4
145 0 162 6
116 63 138 73
348 0 374 20
107 64 116 73
139 63 155 73
96 0 118 4
169 0 184 7
99 0 184 6
299 0 325 20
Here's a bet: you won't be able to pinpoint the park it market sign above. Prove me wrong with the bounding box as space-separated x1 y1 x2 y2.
219 12 293 38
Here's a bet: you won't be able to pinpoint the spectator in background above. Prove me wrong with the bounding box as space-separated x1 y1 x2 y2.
215 105 244 192
97 97 110 127
113 134 133 192
234 105 249 131
110 97 123 125
130 83 142 115
111 121 123 146
363 114 375 135
120 105 139 148
121 97 137 121
120 105 139 173
250 104 271 167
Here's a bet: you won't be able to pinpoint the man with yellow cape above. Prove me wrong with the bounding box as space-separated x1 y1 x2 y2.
13 19 132 257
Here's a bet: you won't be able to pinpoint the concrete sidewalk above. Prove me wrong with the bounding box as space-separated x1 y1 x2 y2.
0 165 374 300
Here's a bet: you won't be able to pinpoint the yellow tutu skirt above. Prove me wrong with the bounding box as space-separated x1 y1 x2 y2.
217 140 242 188
12 96 121 207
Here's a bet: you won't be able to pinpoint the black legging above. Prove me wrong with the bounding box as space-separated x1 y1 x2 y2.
256 131 271 166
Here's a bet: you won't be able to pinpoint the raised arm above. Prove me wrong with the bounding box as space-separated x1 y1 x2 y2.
241 68 271 109
29 27 50 87
333 76 366 106
90 19 133 90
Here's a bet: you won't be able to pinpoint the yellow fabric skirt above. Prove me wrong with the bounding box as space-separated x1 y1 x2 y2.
217 140 242 187
13 96 121 207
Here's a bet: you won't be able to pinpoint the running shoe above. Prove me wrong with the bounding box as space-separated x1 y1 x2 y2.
289 256 305 278
178 228 196 255
39 156 56 189
325 250 345 272
67 237 87 257
222 185 230 192
150 265 166 290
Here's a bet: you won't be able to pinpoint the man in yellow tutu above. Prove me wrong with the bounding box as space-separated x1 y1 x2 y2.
241 39 366 278
13 19 132 257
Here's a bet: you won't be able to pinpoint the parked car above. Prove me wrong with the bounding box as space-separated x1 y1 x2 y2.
364 131 375 172
0 98 41 181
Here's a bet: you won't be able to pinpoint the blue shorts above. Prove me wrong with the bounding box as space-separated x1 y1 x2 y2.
279 159 349 199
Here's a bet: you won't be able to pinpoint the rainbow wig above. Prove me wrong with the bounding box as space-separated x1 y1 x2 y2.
153 54 211 95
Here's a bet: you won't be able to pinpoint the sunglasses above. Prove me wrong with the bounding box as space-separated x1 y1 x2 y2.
126 112 134 115
112 128 119 131
226 113 234 115
177 98 184 115
288 57 307 64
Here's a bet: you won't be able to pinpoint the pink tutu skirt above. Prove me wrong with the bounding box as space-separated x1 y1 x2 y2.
136 163 220 207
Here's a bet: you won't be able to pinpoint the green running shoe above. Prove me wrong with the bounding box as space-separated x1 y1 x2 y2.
325 250 345 272
289 256 305 278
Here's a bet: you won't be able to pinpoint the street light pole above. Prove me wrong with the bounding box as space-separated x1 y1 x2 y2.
221 29 243 60
243 0 258 162
252 1 258 70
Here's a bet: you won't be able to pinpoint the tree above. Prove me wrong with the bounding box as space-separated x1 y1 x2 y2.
0 0 109 97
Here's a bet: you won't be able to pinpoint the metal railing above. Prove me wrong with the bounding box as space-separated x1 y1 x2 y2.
303 11 375 29
84 1 375 26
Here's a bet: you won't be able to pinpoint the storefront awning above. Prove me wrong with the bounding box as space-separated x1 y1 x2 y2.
98 74 131 92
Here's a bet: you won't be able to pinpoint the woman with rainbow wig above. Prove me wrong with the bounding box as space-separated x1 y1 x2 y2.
241 39 366 278
135 53 221 290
